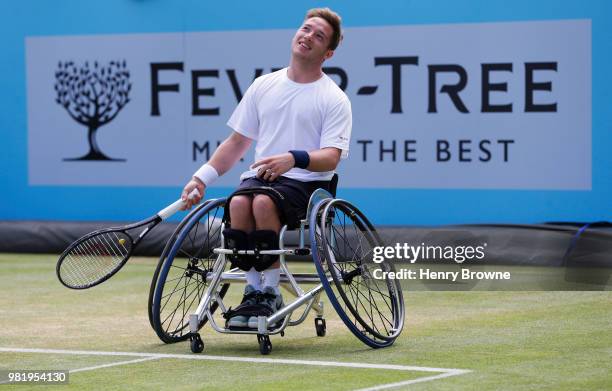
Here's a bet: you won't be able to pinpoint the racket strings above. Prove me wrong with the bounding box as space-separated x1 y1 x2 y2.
60 231 131 288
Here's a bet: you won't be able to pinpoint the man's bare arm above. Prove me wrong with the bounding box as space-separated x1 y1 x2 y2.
251 147 341 182
207 131 253 175
181 131 253 208
306 148 341 172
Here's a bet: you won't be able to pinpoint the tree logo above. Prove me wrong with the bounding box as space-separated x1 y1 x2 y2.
55 60 131 161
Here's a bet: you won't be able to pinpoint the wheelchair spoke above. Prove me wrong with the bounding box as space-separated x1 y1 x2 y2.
353 268 395 329
336 210 369 265
364 280 393 334
176 269 193 332
346 279 378 333
160 267 196 309
316 199 403 344
161 275 201 325
189 219 201 249
160 275 200 319
347 276 387 335
162 277 191 332
198 210 222 258
179 275 204 332
152 200 229 343
329 219 369 268
353 271 394 305
365 286 389 335
160 276 200 303
162 274 205 336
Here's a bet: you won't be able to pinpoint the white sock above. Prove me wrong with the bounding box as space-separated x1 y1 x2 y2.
245 267 262 290
262 268 281 294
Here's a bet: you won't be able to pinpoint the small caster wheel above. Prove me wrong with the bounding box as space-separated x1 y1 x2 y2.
315 317 326 337
257 334 272 355
190 333 204 353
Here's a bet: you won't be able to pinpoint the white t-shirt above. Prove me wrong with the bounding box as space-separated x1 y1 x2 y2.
227 68 352 182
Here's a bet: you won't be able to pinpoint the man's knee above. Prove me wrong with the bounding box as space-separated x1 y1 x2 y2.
230 195 252 217
252 195 278 219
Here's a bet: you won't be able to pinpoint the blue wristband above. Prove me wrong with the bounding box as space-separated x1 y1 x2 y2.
289 150 310 169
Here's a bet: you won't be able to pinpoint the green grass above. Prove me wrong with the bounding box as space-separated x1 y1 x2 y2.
0 254 610 390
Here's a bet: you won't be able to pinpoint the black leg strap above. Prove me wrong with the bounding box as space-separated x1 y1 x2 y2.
249 230 279 272
222 228 252 271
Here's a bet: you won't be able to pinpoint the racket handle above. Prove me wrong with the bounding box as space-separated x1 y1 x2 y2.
158 188 200 220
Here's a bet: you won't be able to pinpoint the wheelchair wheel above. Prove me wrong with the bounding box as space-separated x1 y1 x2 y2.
310 199 404 348
148 200 212 329
151 198 229 343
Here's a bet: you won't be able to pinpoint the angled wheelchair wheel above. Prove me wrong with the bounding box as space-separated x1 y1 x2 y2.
148 200 212 329
310 199 404 348
151 198 229 343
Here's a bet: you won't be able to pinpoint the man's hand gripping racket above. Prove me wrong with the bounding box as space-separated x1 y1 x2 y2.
56 189 200 289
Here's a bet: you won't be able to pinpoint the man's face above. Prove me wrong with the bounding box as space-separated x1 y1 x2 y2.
291 17 334 63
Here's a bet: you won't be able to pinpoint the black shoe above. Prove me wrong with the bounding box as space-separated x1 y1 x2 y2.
227 284 260 328
248 286 283 329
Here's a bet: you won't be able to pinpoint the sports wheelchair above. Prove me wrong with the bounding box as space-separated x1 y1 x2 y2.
148 178 405 355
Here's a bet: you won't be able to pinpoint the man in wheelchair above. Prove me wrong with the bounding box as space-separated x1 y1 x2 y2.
180 8 351 329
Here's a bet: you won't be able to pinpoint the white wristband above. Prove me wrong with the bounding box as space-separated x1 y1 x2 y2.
193 164 219 186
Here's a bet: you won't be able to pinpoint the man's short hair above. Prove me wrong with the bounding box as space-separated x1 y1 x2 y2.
305 7 343 50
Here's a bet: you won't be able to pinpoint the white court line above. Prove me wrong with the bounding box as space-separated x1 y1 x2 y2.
0 347 471 389
71 356 162 374
355 370 470 391
0 347 459 372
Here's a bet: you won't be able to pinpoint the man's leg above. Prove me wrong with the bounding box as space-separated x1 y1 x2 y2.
252 194 282 273
228 195 262 288
229 195 255 232
249 195 283 327
226 196 261 328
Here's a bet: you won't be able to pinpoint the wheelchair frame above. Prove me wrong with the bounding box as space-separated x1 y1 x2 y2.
149 189 404 355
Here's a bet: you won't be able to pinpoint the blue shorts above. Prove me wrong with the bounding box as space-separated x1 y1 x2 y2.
233 176 331 227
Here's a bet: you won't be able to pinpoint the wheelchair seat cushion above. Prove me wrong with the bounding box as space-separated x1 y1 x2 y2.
225 176 331 229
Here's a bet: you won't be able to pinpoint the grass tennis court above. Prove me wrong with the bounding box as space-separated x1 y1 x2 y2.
1 253 610 390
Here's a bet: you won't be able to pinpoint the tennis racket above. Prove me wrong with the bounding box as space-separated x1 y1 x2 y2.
56 190 199 289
